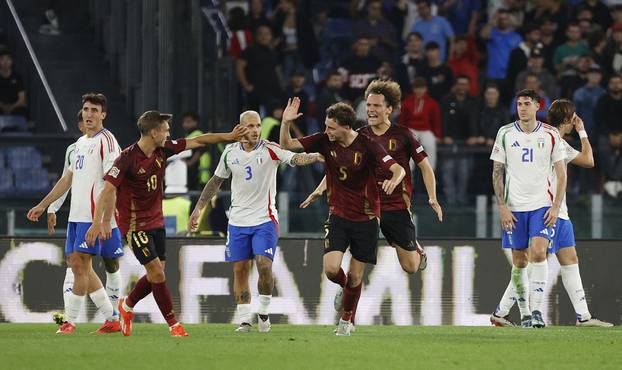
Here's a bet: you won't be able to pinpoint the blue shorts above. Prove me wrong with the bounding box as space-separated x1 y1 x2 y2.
548 218 576 254
65 222 124 258
502 207 555 249
225 221 278 262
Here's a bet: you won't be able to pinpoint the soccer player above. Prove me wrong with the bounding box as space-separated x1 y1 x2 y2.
491 100 613 327
90 110 246 337
489 89 567 328
280 98 406 336
188 110 323 332
27 93 124 334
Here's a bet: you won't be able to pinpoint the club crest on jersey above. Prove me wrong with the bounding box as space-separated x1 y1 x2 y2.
330 150 337 158
138 168 146 175
155 157 163 168
353 151 361 165
538 138 545 149
388 139 396 151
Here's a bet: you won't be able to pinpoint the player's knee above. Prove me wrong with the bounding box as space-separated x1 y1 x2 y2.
530 250 547 263
324 266 341 281
347 271 363 287
102 257 119 273
400 261 417 274
256 262 272 278
147 266 166 283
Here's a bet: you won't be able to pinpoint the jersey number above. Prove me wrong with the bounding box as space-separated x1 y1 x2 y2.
146 174 157 191
244 165 253 180
338 166 348 181
76 155 85 169
521 148 533 163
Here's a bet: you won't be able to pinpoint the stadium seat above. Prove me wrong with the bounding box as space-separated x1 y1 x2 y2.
164 215 177 236
6 146 43 170
0 148 5 168
14 168 49 192
0 168 13 194
0 115 27 132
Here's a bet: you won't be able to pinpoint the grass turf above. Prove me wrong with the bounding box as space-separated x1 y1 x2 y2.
1 324 620 369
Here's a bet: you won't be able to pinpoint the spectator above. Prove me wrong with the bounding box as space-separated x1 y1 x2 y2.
588 31 608 71
439 75 479 205
248 0 271 33
572 64 605 137
600 129 622 198
510 73 552 121
0 49 27 118
272 0 319 80
395 32 426 96
607 24 622 75
559 54 592 98
515 46 558 99
506 23 542 91
410 0 455 61
399 77 442 169
284 71 309 134
236 25 284 111
611 5 622 32
595 74 622 138
479 83 511 146
447 34 479 96
180 112 214 191
338 37 382 102
352 0 398 62
539 15 563 73
573 0 612 31
228 7 252 59
261 101 286 143
525 0 569 42
419 41 454 102
576 8 602 37
553 22 589 75
439 0 481 36
316 70 345 129
481 8 522 82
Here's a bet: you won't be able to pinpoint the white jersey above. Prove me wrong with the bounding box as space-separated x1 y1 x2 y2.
214 140 296 227
490 121 566 212
67 128 120 224
551 139 580 220
48 141 78 214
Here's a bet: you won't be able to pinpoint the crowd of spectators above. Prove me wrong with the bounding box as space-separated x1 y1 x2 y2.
228 0 622 204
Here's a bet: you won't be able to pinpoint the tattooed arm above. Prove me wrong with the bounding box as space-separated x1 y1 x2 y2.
492 161 517 231
291 152 324 166
188 175 226 231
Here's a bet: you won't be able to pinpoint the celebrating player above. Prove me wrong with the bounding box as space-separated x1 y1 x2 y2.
188 110 323 332
489 89 567 328
90 110 246 337
280 98 405 336
491 100 613 327
27 93 124 334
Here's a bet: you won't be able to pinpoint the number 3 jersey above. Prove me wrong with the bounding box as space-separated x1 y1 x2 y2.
68 129 120 225
214 140 296 227
490 121 566 212
104 139 187 235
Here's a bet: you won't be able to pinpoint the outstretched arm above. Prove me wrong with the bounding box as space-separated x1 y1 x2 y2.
416 158 442 222
189 175 226 231
291 153 324 166
493 161 517 231
185 124 248 150
27 171 73 222
300 176 327 208
280 97 305 151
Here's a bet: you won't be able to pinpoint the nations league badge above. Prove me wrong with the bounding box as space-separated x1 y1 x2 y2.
538 138 545 149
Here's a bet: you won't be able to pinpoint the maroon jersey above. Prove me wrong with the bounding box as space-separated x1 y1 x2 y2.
299 133 397 222
104 139 187 235
359 124 428 211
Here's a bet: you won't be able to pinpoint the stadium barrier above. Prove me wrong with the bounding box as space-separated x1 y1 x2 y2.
0 237 620 326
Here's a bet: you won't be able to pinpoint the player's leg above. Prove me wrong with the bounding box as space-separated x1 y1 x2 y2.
501 211 531 327
527 207 555 328
227 224 254 331
323 215 349 290
380 210 425 274
251 221 279 332
101 227 124 312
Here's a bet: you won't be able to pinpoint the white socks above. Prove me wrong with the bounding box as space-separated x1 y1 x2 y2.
89 287 116 321
258 294 271 316
561 264 591 321
237 303 252 325
495 279 516 317
66 292 85 324
62 268 74 308
511 265 530 317
529 261 548 313
105 271 122 311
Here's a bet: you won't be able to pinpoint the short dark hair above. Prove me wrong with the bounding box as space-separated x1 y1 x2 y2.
82 92 107 112
327 69 341 78
413 77 427 88
548 99 575 127
326 103 356 127
137 110 172 135
181 111 199 122
365 79 401 111
456 74 471 82
425 41 440 50
515 89 541 102
406 32 423 41
415 0 431 6
454 34 468 42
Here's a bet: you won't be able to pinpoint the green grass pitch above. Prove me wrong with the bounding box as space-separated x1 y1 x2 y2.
1 324 620 369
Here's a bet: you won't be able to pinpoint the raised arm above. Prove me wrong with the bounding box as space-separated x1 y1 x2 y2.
188 175 226 232
27 170 73 222
416 158 443 221
291 152 324 166
570 115 594 168
185 124 248 150
280 97 305 151
493 160 517 231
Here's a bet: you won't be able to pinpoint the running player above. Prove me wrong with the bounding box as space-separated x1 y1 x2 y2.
90 110 246 337
491 100 613 327
489 89 567 328
27 93 124 334
280 98 406 336
188 110 323 332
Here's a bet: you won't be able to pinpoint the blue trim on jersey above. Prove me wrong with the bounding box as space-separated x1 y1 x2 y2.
225 221 278 262
502 207 555 249
548 218 576 254
91 128 107 138
514 122 523 132
239 139 263 151
534 122 542 132
65 222 124 258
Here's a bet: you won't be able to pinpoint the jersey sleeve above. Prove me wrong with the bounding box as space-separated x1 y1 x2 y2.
265 142 296 166
101 132 121 174
562 139 579 164
214 146 233 179
405 128 428 164
48 144 74 213
298 133 328 155
490 129 507 163
550 130 567 163
163 138 188 159
103 151 131 188
365 135 397 171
